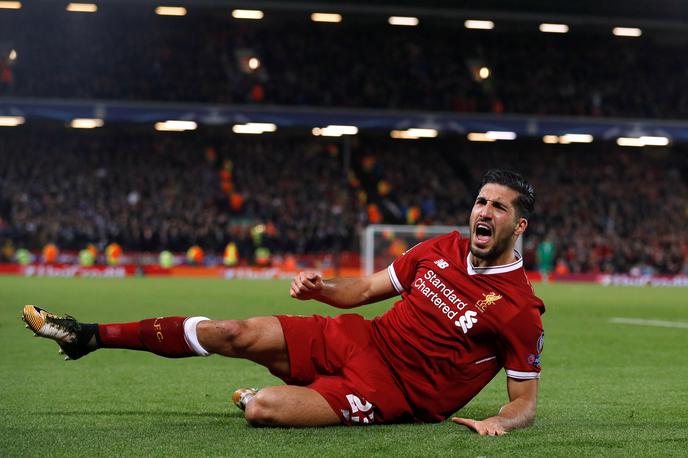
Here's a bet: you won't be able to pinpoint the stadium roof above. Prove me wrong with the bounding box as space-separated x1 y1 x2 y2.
35 0 688 23
267 0 688 22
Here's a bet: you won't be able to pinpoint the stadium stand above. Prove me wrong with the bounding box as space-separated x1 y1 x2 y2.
1 3 686 276
1 11 687 118
0 130 686 274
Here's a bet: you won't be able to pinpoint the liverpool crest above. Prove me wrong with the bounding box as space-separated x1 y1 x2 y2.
475 292 502 312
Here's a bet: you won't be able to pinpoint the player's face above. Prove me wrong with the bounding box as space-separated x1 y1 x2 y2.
469 183 527 265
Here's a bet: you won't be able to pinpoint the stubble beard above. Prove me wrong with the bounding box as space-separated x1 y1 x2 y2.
470 232 514 264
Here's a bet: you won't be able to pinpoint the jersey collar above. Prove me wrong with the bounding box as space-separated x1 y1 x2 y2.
467 251 523 275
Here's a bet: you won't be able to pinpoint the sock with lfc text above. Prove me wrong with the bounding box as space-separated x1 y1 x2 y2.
97 316 211 358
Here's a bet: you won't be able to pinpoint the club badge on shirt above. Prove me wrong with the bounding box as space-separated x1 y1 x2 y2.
475 291 502 313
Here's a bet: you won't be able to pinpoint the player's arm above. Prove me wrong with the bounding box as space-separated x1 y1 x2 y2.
451 377 538 436
289 269 398 308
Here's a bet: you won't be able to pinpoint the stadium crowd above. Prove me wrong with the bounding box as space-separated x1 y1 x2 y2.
0 131 686 274
1 11 687 118
0 132 358 263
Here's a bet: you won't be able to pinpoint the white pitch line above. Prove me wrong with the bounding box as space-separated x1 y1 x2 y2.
609 317 688 329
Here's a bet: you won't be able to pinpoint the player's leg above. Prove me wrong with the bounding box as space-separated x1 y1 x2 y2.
241 386 341 427
195 318 341 426
24 306 343 426
196 317 290 377
22 305 289 376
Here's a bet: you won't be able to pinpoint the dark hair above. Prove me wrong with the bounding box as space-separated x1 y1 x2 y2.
479 169 535 219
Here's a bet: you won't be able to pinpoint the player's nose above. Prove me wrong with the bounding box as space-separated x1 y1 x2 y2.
479 204 494 218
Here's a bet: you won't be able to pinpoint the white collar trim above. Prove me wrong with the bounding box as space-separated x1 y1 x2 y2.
467 251 523 275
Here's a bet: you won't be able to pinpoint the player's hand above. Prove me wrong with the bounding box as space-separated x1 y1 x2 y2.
451 417 507 436
290 271 324 300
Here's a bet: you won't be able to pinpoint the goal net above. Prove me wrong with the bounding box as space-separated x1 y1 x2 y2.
361 224 523 275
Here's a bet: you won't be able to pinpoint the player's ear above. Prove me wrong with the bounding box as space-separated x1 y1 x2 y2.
514 217 527 237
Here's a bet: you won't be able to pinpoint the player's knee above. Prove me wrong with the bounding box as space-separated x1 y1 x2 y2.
197 319 254 354
244 391 280 426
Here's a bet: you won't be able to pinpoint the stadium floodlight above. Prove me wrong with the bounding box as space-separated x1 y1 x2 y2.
406 128 438 138
539 23 569 33
390 130 417 139
467 133 495 142
232 123 277 134
311 12 342 23
155 6 186 16
328 125 358 135
560 133 593 143
155 120 197 131
233 125 264 134
616 137 645 147
486 131 517 140
312 125 358 137
246 122 276 132
391 128 438 139
0 1 21 9
478 66 490 79
639 136 669 146
617 136 669 147
468 131 519 142
232 9 264 20
613 27 642 37
464 20 494 30
66 3 97 13
388 16 419 26
70 118 104 129
248 57 260 70
543 133 594 144
0 116 25 126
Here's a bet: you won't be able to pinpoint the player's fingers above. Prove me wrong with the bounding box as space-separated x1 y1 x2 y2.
306 271 322 283
301 277 316 289
451 417 477 431
291 280 303 297
301 272 322 290
296 272 309 288
294 276 304 291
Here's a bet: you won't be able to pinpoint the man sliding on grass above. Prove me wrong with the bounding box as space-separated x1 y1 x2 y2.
23 169 545 435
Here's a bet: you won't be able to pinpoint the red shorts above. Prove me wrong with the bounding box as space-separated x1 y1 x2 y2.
274 314 413 426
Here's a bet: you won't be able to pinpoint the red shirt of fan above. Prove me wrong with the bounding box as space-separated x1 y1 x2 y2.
371 232 545 422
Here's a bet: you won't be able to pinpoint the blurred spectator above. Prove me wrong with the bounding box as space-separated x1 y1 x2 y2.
0 130 685 274
0 13 686 118
0 131 358 259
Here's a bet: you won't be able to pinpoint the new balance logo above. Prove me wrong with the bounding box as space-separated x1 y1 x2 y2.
434 259 449 269
455 310 478 334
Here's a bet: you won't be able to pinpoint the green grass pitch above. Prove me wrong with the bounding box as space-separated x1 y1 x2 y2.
1 277 687 457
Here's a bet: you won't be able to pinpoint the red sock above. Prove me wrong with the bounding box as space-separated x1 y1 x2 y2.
98 317 195 358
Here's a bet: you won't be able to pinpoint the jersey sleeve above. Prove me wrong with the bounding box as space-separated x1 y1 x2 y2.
387 241 428 294
499 307 544 380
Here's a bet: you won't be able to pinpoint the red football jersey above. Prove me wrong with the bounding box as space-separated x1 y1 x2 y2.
371 232 545 422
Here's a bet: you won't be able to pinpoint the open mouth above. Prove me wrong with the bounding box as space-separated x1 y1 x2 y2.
474 222 493 245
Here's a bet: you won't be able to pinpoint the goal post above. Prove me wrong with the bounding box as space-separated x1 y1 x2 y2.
361 224 523 275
